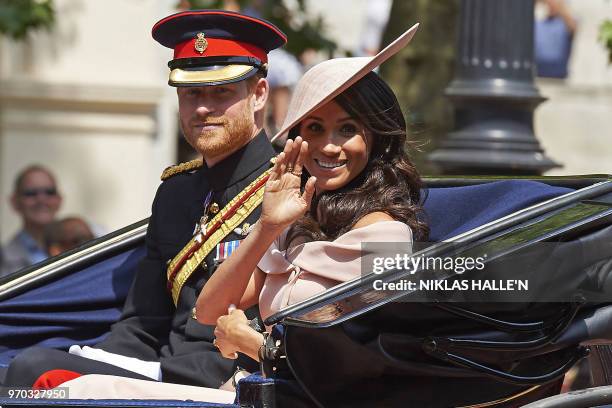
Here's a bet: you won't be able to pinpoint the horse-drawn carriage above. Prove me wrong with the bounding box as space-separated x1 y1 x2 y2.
1 175 611 407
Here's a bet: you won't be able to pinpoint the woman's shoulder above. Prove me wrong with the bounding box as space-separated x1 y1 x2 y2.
341 212 412 242
352 212 396 229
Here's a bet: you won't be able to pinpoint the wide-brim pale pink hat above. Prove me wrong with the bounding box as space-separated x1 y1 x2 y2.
271 23 419 143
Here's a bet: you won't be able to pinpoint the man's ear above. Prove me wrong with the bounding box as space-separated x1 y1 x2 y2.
252 78 269 112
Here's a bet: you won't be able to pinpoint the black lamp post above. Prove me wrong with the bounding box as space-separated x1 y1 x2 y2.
428 0 560 175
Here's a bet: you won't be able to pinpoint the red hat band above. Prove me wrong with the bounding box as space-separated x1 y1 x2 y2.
173 36 268 63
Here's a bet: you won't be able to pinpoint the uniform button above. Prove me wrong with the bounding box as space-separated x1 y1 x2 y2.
210 202 220 214
191 307 197 319
201 261 207 270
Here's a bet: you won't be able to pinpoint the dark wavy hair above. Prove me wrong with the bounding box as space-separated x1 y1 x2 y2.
284 71 429 247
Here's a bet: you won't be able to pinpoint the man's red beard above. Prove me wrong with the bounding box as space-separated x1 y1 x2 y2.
183 111 254 160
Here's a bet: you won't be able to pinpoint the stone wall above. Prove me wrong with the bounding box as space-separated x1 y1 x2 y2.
532 0 611 175
0 0 178 241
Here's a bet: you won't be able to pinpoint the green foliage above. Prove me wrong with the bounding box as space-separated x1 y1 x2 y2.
599 19 612 63
178 0 337 56
0 0 55 40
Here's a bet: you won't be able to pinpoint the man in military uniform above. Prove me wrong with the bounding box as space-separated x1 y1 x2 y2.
3 10 286 388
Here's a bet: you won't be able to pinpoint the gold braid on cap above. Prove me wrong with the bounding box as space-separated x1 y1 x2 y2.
160 159 203 181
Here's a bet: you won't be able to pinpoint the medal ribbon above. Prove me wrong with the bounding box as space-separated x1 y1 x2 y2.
166 169 270 305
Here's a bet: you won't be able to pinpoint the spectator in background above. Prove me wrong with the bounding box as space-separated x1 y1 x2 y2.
226 0 303 147
0 165 62 277
44 217 94 257
265 48 303 149
354 0 392 58
535 0 577 79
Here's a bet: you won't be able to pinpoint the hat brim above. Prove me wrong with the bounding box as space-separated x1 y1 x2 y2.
271 23 419 142
169 64 258 87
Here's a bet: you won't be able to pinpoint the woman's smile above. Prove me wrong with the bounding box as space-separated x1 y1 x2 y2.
314 158 348 170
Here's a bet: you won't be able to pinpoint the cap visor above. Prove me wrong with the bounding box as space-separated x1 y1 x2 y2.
169 64 257 87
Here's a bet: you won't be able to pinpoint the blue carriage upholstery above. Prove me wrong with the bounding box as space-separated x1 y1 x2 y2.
424 180 572 241
0 247 145 369
0 180 574 406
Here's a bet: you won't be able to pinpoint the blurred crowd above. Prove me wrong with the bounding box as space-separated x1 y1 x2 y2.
0 165 95 278
535 0 577 79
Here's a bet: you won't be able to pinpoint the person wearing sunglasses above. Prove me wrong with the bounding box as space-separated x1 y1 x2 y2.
1 165 62 277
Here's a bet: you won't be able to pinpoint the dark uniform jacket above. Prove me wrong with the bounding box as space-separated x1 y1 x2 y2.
96 131 275 387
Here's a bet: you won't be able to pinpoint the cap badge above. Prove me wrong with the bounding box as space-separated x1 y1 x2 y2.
194 32 208 54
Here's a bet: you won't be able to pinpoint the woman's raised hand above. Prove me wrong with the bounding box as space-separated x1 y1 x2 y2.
260 136 316 230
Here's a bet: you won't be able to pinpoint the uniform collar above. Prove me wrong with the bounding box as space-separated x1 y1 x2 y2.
204 130 275 191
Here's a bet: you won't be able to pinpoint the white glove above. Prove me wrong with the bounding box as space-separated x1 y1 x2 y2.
69 345 162 381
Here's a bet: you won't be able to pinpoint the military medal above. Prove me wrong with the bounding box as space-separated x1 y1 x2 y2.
194 191 213 236
234 222 254 237
214 239 243 263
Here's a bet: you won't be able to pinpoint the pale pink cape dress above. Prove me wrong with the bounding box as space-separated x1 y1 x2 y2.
58 221 413 403
258 220 413 320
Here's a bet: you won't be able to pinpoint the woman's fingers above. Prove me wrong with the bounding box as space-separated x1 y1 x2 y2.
214 317 239 359
302 176 317 209
277 151 286 175
272 137 305 180
293 139 307 176
274 138 306 182
282 139 293 173
287 137 302 170
216 340 239 359
281 136 306 174
229 308 246 320
269 151 284 181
